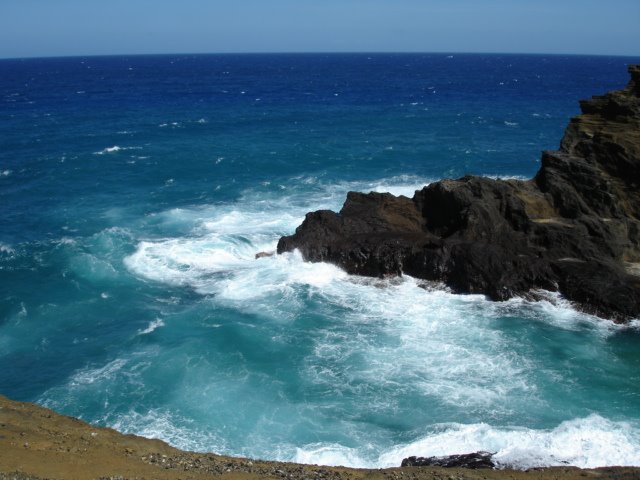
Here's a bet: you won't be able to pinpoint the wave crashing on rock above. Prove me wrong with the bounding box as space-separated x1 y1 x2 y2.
278 65 640 322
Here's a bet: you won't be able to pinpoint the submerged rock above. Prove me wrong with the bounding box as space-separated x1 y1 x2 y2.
278 65 640 322
401 451 495 469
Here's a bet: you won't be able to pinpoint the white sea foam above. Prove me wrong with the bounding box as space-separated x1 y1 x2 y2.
494 290 637 335
56 237 77 246
110 408 228 453
484 174 528 181
200 210 301 235
95 145 122 154
294 444 370 468
124 175 429 322
294 274 535 410
68 358 129 386
94 146 142 155
0 169 11 177
0 243 14 255
39 352 155 415
291 416 640 469
138 318 165 335
124 235 267 289
127 240 530 410
377 415 640 469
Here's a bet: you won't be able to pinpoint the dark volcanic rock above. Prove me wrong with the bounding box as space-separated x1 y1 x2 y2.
277 65 640 322
401 451 495 469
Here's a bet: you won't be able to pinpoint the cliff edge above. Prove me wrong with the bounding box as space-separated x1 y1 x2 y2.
278 65 640 322
1 394 638 479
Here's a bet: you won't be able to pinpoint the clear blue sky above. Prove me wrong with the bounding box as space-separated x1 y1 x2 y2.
1 0 639 59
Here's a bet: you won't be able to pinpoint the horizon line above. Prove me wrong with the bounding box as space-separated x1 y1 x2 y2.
2 50 640 62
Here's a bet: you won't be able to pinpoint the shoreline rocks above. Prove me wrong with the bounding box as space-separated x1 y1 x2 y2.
278 65 640 322
402 452 496 469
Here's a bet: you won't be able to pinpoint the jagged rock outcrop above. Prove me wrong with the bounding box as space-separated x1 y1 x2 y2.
401 451 495 469
278 65 640 322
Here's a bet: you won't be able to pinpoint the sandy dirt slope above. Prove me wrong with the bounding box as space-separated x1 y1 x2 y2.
1 395 639 480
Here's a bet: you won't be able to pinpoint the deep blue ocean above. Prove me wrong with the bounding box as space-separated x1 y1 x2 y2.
1 53 640 468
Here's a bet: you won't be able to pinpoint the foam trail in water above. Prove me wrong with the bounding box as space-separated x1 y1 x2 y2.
109 408 228 453
138 318 165 335
94 146 142 155
95 146 122 154
494 290 637 335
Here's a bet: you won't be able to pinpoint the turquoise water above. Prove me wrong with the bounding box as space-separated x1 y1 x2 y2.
1 54 639 468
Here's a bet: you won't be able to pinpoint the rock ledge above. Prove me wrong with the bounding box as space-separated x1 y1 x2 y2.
401 452 495 469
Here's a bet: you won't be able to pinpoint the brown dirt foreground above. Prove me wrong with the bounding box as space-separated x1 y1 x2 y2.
1 395 639 480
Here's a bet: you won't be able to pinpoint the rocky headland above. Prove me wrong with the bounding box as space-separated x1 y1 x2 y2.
278 65 640 322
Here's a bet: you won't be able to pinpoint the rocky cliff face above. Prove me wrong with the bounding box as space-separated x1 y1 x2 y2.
278 65 640 322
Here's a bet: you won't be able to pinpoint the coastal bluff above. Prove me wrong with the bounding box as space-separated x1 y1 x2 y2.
278 65 640 322
1 394 639 479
